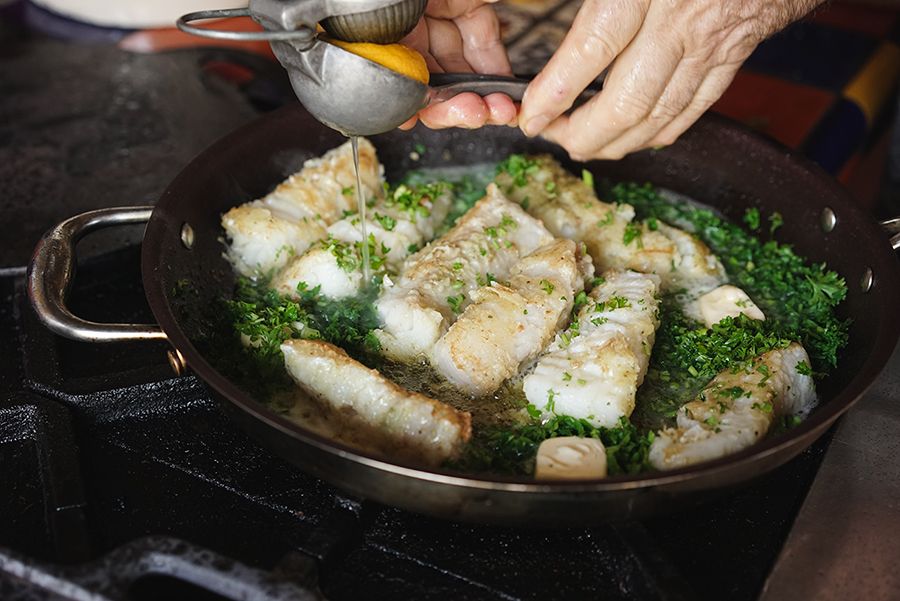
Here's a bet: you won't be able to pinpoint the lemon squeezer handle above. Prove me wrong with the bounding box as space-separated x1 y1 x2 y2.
429 74 530 103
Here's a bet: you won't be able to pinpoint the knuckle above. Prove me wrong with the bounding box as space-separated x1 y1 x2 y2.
595 146 629 161
644 100 683 130
609 94 653 128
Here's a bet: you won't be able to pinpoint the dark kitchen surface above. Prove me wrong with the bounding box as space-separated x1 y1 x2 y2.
2 2 900 600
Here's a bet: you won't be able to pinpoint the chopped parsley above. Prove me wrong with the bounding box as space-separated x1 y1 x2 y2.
496 154 541 192
203 278 383 399
607 181 849 371
447 293 466 313
623 222 643 248
447 415 654 477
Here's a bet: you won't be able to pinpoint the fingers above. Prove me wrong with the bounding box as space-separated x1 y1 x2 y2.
645 63 741 148
400 0 515 132
573 51 698 158
540 59 738 161
424 17 472 73
453 4 513 76
413 92 518 129
425 0 502 21
533 0 766 160
518 0 649 137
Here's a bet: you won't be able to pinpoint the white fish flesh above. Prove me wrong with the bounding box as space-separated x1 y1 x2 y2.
374 184 554 361
431 238 593 396
269 184 453 300
221 138 383 279
495 155 725 292
648 342 817 470
523 269 661 428
221 205 327 279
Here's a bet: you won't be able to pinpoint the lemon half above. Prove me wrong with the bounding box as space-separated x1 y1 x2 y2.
324 37 430 85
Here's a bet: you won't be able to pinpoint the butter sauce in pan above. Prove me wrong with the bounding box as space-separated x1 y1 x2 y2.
208 137 842 479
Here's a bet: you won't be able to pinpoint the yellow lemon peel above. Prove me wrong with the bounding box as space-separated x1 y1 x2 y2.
324 37 429 85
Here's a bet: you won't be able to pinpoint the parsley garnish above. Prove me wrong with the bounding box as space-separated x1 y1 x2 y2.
495 154 541 192
623 222 643 248
447 415 655 477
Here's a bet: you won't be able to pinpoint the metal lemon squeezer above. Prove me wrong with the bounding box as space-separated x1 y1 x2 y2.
178 0 530 136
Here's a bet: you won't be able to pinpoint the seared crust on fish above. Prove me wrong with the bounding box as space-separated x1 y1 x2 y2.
374 184 554 361
431 238 593 396
496 155 724 291
281 339 471 466
222 138 383 279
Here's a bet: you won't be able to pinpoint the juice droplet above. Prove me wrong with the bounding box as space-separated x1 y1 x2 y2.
351 135 371 284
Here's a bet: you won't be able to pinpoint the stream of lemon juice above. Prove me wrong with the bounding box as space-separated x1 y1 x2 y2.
350 135 372 284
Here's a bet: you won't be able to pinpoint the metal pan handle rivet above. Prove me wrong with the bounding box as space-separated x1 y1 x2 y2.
881 217 900 251
168 347 189 376
181 223 195 250
820 207 836 232
861 267 874 293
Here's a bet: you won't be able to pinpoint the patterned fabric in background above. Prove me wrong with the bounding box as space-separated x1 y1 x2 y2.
496 0 900 209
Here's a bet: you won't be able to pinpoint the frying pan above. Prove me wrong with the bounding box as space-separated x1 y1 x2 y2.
29 104 900 526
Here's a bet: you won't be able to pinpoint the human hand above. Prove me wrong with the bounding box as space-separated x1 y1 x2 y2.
399 0 518 130
518 0 825 160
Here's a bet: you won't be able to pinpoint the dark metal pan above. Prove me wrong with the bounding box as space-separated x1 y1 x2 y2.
29 104 900 526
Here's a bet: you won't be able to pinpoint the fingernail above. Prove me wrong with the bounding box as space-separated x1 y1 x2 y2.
523 115 550 138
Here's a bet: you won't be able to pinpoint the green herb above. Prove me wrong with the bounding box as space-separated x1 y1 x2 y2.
744 207 761 230
545 181 558 198
447 293 466 313
383 181 445 223
751 401 773 413
795 361 814 376
623 222 643 248
573 290 588 315
581 169 594 189
374 213 397 231
769 212 783 235
545 389 557 412
205 278 383 399
322 237 359 273
771 414 802 435
447 415 654 476
609 181 849 372
496 154 541 191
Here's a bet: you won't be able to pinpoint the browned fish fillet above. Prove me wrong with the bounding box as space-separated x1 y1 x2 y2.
281 338 471 466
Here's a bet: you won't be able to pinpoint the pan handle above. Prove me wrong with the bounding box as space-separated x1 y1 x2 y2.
882 217 900 251
28 207 167 342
